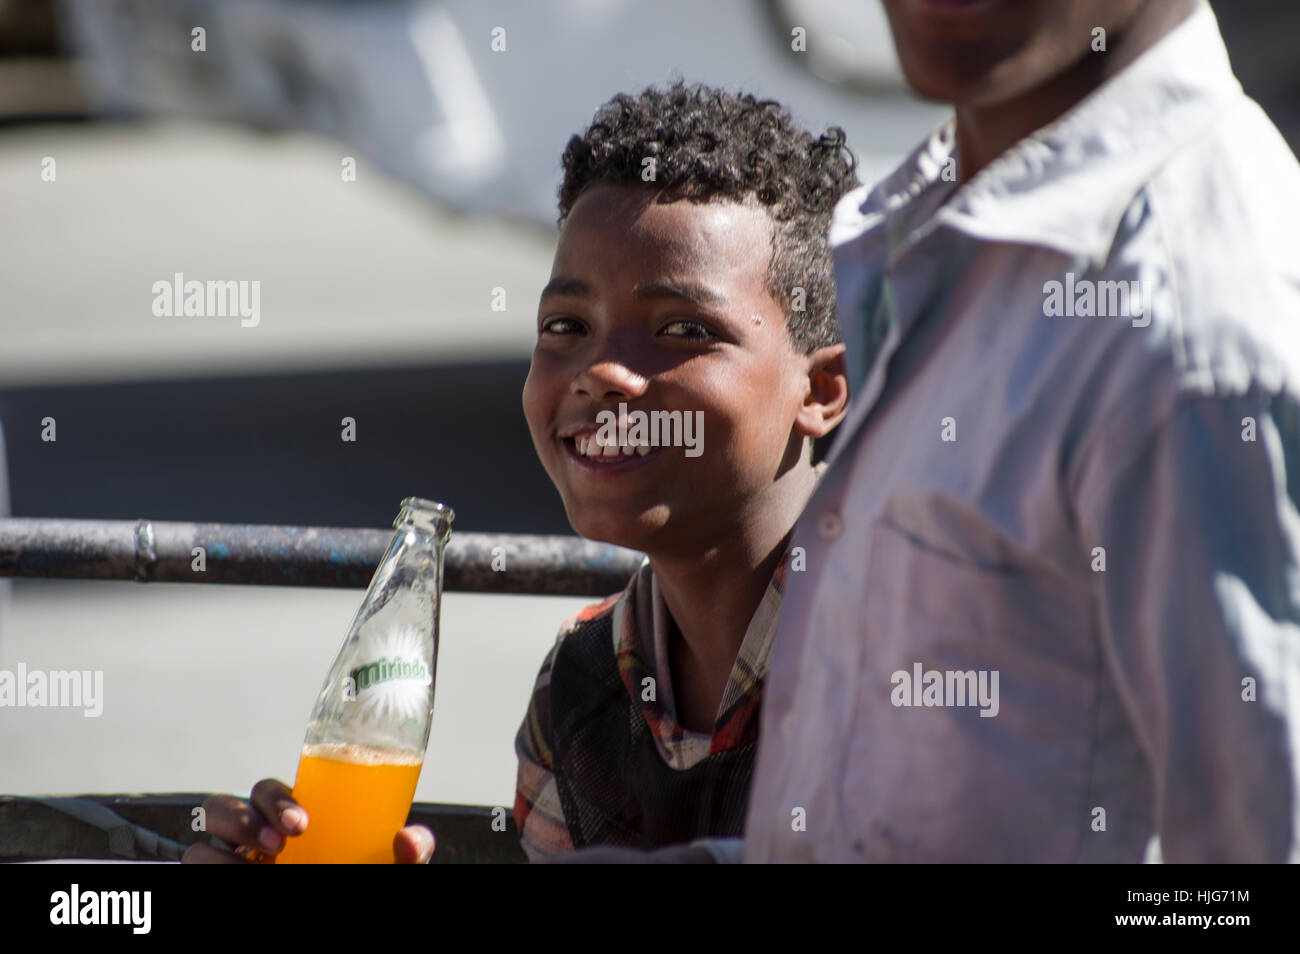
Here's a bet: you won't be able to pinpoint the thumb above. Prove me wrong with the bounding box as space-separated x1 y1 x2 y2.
394 824 436 864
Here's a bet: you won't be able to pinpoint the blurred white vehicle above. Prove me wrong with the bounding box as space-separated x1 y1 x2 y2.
58 0 948 223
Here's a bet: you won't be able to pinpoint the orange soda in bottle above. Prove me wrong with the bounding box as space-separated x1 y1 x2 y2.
274 498 453 864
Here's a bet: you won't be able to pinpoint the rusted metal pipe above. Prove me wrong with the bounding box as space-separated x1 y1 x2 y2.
0 518 644 596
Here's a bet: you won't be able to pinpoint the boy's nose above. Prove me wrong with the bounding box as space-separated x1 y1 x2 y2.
571 360 649 400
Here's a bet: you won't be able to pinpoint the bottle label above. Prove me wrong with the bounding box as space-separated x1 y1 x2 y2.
321 626 435 731
348 656 430 693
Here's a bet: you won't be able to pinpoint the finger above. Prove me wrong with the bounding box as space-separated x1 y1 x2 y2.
393 825 436 864
181 841 251 865
249 778 309 839
201 793 283 853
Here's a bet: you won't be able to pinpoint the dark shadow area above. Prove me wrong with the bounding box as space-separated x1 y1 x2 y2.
0 361 572 534
1211 0 1300 156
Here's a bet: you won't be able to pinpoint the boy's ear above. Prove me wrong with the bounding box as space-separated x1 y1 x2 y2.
794 343 849 439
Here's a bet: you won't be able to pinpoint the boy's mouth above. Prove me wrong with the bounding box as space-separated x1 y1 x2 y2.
559 429 661 472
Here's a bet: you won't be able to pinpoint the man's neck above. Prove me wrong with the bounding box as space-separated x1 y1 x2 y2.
955 0 1201 182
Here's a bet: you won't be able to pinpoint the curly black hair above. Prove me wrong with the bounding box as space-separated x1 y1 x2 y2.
557 81 859 354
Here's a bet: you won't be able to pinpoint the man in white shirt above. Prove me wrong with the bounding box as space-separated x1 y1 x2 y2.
729 0 1300 863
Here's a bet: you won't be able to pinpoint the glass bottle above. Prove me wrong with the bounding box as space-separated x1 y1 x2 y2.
275 497 453 863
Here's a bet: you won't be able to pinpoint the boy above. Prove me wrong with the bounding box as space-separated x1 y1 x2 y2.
513 82 856 859
182 81 856 864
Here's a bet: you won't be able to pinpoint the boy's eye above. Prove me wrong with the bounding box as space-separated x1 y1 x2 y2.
539 316 583 336
659 319 716 340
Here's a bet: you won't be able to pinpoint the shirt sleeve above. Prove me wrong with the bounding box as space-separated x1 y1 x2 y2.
1076 388 1300 862
513 636 575 862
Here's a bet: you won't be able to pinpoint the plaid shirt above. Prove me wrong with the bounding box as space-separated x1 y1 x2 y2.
513 538 797 861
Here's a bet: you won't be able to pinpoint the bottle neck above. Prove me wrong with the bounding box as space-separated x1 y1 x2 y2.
395 499 453 545
397 515 452 546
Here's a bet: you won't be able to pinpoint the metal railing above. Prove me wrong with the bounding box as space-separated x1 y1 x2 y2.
0 517 644 863
0 517 644 594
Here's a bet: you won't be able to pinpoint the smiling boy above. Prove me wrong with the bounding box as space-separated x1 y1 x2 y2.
179 81 854 868
512 82 856 859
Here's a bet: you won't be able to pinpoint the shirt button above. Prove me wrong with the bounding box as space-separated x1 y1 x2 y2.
818 510 843 540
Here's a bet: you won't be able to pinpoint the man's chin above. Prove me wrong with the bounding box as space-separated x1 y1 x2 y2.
893 47 1005 104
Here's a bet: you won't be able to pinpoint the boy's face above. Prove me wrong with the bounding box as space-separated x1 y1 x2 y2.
880 0 1147 105
523 184 815 554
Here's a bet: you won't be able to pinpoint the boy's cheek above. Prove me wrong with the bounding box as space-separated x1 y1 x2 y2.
519 386 552 446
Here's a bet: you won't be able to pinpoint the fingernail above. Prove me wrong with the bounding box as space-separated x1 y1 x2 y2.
281 806 307 833
258 826 284 851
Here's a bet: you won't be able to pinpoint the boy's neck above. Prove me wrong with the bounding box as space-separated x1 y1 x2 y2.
954 0 1200 183
648 458 818 733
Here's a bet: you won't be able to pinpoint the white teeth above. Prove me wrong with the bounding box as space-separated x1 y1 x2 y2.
572 431 655 460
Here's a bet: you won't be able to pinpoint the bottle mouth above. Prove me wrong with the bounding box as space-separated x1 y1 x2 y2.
395 497 455 536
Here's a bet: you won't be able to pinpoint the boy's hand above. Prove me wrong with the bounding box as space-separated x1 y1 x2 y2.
181 778 305 863
393 824 436 864
180 778 435 864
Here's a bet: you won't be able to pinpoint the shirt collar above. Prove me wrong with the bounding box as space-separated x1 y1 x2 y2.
609 466 827 743
834 2 1242 264
636 533 794 733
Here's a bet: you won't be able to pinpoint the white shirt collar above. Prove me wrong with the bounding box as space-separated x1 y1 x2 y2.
834 1 1242 264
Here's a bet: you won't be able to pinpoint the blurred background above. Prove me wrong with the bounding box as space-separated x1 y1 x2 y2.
0 0 1295 823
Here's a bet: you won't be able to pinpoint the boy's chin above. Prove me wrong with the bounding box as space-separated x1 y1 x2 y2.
565 507 668 553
